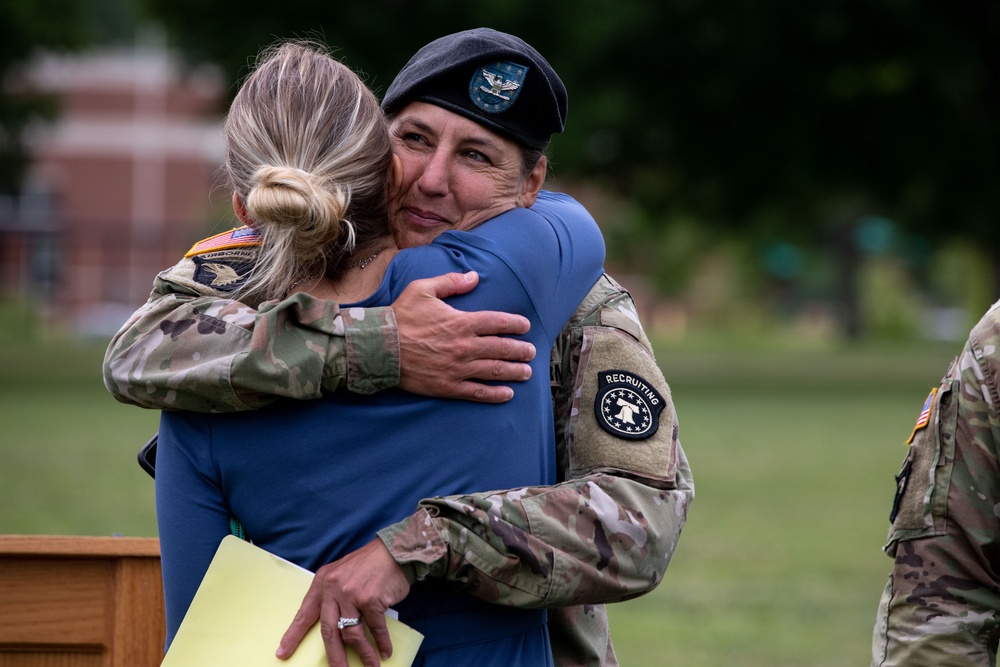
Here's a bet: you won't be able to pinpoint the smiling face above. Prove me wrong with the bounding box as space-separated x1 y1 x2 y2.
387 102 547 249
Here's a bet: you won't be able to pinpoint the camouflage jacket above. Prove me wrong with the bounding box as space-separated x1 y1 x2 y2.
873 299 1000 666
104 236 399 410
105 244 694 667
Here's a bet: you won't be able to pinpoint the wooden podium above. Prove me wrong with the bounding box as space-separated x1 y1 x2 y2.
0 535 165 667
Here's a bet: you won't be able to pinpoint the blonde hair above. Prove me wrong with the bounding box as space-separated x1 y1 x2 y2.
224 41 392 302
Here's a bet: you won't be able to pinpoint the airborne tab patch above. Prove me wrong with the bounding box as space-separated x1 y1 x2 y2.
185 226 262 258
594 369 664 440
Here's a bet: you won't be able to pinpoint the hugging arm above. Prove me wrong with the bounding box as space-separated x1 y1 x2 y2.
376 275 693 664
112 236 692 666
103 274 388 412
104 253 534 411
137 265 692 667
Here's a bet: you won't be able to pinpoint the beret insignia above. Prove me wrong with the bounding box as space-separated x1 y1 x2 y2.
469 61 529 114
594 369 665 440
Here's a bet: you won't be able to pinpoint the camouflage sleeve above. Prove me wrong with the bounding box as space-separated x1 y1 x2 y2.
872 302 1000 667
377 275 694 611
103 255 399 412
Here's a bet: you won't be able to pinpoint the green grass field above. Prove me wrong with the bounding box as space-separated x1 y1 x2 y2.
0 337 959 666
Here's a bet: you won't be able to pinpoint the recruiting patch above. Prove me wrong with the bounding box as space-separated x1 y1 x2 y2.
469 61 529 114
593 369 665 440
905 387 937 445
185 226 262 258
191 249 257 292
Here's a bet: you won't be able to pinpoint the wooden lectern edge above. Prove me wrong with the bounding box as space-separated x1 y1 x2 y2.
0 535 161 558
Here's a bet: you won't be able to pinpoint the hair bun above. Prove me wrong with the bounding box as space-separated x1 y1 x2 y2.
222 41 391 302
246 165 350 250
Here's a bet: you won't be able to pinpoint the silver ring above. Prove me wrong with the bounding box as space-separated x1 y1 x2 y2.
337 617 361 630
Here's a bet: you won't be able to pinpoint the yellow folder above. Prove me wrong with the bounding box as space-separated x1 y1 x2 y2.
161 535 424 666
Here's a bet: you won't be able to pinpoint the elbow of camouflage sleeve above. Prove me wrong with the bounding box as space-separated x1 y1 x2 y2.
641 443 694 583
102 342 153 408
550 462 694 606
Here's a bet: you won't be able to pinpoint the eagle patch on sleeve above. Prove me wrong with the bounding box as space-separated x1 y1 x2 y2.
191 250 257 292
181 226 262 293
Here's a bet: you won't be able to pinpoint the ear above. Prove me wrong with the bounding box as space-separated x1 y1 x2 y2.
232 191 254 228
388 154 403 204
516 155 547 208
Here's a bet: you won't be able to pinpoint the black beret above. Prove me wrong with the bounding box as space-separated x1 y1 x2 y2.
381 28 568 150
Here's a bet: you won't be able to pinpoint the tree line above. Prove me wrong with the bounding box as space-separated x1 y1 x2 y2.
4 0 999 336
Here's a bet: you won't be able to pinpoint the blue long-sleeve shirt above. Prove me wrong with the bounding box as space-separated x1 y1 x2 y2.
156 192 605 665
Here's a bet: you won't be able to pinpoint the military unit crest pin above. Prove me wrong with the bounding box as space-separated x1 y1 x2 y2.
469 61 529 114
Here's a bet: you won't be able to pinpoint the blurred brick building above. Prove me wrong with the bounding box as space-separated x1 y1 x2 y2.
0 43 227 335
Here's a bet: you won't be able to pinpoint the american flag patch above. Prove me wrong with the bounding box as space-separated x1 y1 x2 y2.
185 226 262 258
906 387 938 445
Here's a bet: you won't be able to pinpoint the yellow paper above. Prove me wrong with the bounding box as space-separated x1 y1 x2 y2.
161 536 423 667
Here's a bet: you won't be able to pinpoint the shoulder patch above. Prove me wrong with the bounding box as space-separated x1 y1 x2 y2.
905 387 937 445
191 249 257 292
593 369 665 440
185 226 262 258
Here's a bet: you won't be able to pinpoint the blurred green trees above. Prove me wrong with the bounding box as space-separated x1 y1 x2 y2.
3 0 998 339
136 0 1000 335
